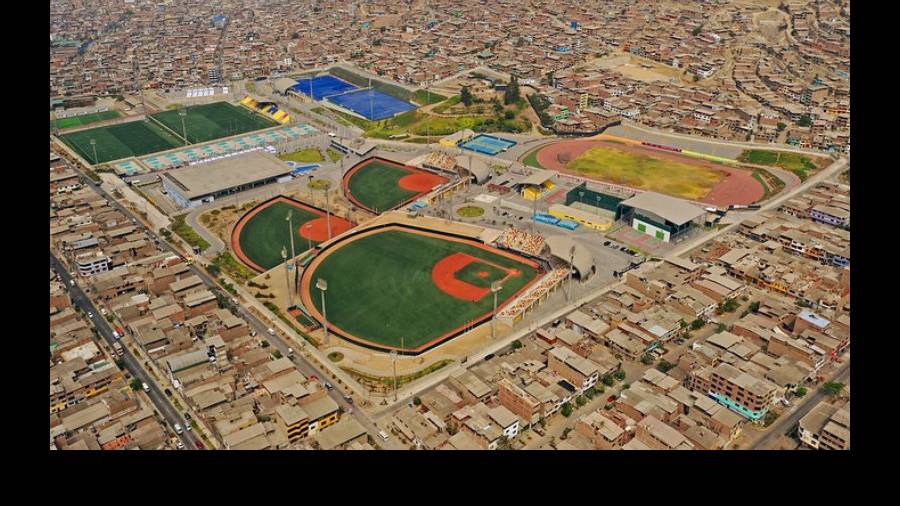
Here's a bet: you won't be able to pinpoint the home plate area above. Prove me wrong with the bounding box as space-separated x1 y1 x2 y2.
431 252 520 302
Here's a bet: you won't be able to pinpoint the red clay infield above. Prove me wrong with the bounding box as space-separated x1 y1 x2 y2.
299 216 354 243
431 252 521 302
533 139 764 206
398 172 447 192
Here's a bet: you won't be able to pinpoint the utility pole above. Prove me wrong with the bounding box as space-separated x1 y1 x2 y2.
324 186 332 240
316 278 328 344
391 347 399 402
179 109 188 145
566 245 576 302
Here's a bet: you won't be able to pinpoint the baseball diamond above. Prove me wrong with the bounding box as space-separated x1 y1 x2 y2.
232 195 355 272
343 157 449 213
299 224 541 353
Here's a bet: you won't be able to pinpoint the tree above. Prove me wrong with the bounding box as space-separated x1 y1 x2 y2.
693 74 700 82
692 26 702 36
691 319 705 330
504 76 521 105
493 101 503 115
614 370 626 381
584 386 598 399
798 114 813 127
716 323 727 333
413 396 422 406
657 360 675 373
114 358 125 370
575 395 587 407
511 340 523 350
130 378 143 391
822 382 845 397
206 263 221 276
504 110 515 120
602 374 615 386
777 122 787 132
750 301 761 313
795 387 807 397
460 86 473 107
640 353 654 365
273 350 282 359
560 402 573 417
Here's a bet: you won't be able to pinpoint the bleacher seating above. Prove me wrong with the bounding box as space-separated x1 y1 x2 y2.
495 228 546 257
497 267 569 320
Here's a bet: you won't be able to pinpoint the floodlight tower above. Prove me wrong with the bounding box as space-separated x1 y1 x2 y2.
491 281 503 340
179 109 188 145
90 139 98 165
282 246 294 308
316 278 329 344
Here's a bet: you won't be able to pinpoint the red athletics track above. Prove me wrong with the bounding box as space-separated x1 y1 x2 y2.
230 195 356 273
533 139 764 206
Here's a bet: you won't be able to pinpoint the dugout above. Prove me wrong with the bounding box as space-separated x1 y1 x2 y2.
616 191 705 243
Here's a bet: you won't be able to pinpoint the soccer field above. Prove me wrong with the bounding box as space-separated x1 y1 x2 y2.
52 110 121 130
302 227 540 352
344 158 448 213
150 102 278 144
59 119 184 164
233 197 354 272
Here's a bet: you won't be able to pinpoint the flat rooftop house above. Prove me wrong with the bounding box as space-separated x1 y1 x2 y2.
161 151 293 208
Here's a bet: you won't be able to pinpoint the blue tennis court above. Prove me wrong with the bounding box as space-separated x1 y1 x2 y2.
327 88 417 121
459 134 518 156
290 75 358 100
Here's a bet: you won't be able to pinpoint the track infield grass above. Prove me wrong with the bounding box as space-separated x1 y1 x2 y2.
737 149 827 180
567 146 725 200
59 119 184 164
305 229 539 350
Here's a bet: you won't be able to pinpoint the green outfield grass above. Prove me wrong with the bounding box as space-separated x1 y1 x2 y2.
59 119 184 164
306 229 539 350
52 110 121 130
568 146 724 200
279 148 324 163
346 160 419 212
238 202 321 270
150 101 278 144
737 149 826 180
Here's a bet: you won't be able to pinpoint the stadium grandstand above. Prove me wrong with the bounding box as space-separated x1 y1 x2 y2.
239 96 290 124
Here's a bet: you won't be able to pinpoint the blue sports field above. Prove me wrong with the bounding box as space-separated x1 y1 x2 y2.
327 88 417 121
290 76 358 100
459 134 517 156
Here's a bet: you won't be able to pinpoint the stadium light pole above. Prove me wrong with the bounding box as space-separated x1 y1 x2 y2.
324 186 333 240
566 245 576 302
282 246 294 308
316 278 329 345
491 281 503 340
90 138 98 165
390 349 398 402
304 223 312 251
179 109 188 145
286 210 296 267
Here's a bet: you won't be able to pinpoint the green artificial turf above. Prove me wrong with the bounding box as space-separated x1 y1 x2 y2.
52 110 121 130
59 119 183 164
150 101 278 144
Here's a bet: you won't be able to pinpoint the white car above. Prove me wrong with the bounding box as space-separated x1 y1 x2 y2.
87 312 94 319
69 279 75 286
378 430 390 441
142 382 150 392
176 439 185 450
267 328 276 336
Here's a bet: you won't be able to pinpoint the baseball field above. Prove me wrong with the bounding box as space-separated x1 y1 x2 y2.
151 101 278 144
343 157 449 213
58 119 184 164
232 196 355 272
300 225 541 353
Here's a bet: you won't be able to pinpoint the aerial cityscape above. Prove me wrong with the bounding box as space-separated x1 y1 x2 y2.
50 0 850 451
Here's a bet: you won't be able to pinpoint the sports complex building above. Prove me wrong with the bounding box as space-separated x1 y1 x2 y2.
615 191 706 243
161 151 292 208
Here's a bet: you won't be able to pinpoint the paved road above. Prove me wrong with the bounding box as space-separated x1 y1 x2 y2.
50 252 200 451
64 158 403 449
750 362 850 450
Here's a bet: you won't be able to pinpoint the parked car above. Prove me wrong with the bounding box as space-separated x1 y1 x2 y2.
174 423 183 435
267 328 276 336
142 382 150 392
344 395 353 404
603 241 611 246
87 312 94 319
324 382 334 390
607 395 618 403
195 441 205 450
164 389 172 397
378 430 390 441
176 440 185 450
